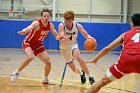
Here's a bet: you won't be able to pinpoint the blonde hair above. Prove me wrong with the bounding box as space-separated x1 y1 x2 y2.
63 10 74 20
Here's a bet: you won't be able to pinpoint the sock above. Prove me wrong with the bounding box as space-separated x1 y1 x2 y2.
14 69 20 74
43 76 48 80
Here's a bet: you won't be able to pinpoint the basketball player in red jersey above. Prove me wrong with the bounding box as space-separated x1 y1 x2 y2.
87 13 140 93
10 8 60 84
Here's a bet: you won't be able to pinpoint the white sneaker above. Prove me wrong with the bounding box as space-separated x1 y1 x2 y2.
42 77 55 85
10 73 18 83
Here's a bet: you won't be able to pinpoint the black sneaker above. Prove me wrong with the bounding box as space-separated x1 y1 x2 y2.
80 70 86 84
89 77 95 85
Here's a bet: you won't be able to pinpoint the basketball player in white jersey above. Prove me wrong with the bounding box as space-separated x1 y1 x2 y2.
58 10 95 85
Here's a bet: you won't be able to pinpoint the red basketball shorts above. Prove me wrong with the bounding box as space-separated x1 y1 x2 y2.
22 40 45 56
107 53 140 80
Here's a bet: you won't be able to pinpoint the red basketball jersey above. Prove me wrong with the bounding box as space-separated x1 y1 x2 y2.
122 27 140 54
25 19 50 43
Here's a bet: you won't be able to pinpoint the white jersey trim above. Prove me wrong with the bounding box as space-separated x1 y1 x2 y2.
106 69 117 81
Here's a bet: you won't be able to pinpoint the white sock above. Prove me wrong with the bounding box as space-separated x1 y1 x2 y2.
43 76 48 80
14 69 20 74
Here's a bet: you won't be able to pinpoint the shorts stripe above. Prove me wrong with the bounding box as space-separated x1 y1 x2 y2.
114 64 125 76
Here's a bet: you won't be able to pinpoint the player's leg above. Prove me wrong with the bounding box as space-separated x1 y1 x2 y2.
88 60 125 93
72 47 95 84
73 48 89 74
68 61 81 74
87 74 112 93
61 49 80 74
61 49 86 84
37 51 54 84
11 47 34 82
18 47 34 71
68 61 87 84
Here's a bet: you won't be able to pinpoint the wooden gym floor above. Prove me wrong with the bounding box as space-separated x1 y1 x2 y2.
0 48 140 93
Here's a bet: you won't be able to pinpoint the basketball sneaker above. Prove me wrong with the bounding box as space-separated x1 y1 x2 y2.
42 77 55 85
80 70 86 84
89 77 95 85
10 73 19 83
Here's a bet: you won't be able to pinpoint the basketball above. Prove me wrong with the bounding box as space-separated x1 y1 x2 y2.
84 38 97 51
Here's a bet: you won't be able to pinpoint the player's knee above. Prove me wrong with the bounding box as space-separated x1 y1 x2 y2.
70 67 77 73
46 61 51 65
100 77 111 87
75 56 82 62
71 68 76 72
44 58 51 65
76 58 85 65
27 55 34 61
100 79 105 87
45 62 51 67
45 61 51 67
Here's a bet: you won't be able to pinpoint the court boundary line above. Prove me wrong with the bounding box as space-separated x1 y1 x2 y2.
0 75 137 93
105 87 137 93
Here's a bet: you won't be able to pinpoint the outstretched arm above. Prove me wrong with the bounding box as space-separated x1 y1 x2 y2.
88 33 124 64
50 23 61 40
18 21 38 35
77 23 92 39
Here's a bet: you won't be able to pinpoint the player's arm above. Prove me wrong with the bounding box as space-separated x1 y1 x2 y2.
88 33 124 64
58 23 70 44
18 21 38 35
50 22 61 40
77 23 92 39
58 23 65 39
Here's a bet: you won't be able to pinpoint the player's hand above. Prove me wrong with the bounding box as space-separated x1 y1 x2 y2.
87 35 93 39
17 31 26 35
86 59 97 64
87 36 94 40
87 36 97 43
56 34 61 40
60 36 70 43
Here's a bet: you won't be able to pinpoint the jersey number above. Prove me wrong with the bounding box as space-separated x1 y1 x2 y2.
69 36 72 41
39 36 46 41
131 33 140 43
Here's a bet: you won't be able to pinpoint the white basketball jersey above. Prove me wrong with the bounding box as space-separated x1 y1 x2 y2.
62 21 78 44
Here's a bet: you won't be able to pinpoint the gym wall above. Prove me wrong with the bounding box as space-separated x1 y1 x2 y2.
0 19 130 51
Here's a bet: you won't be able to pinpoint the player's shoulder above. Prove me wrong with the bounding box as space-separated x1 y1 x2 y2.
34 18 41 23
124 28 135 35
58 22 65 28
76 22 83 30
49 21 54 26
49 22 55 29
31 20 39 27
58 22 64 25
76 22 81 26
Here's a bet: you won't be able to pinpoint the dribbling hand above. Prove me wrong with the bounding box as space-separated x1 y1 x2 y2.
86 59 98 64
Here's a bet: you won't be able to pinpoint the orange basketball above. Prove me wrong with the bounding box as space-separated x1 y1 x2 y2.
84 38 97 51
